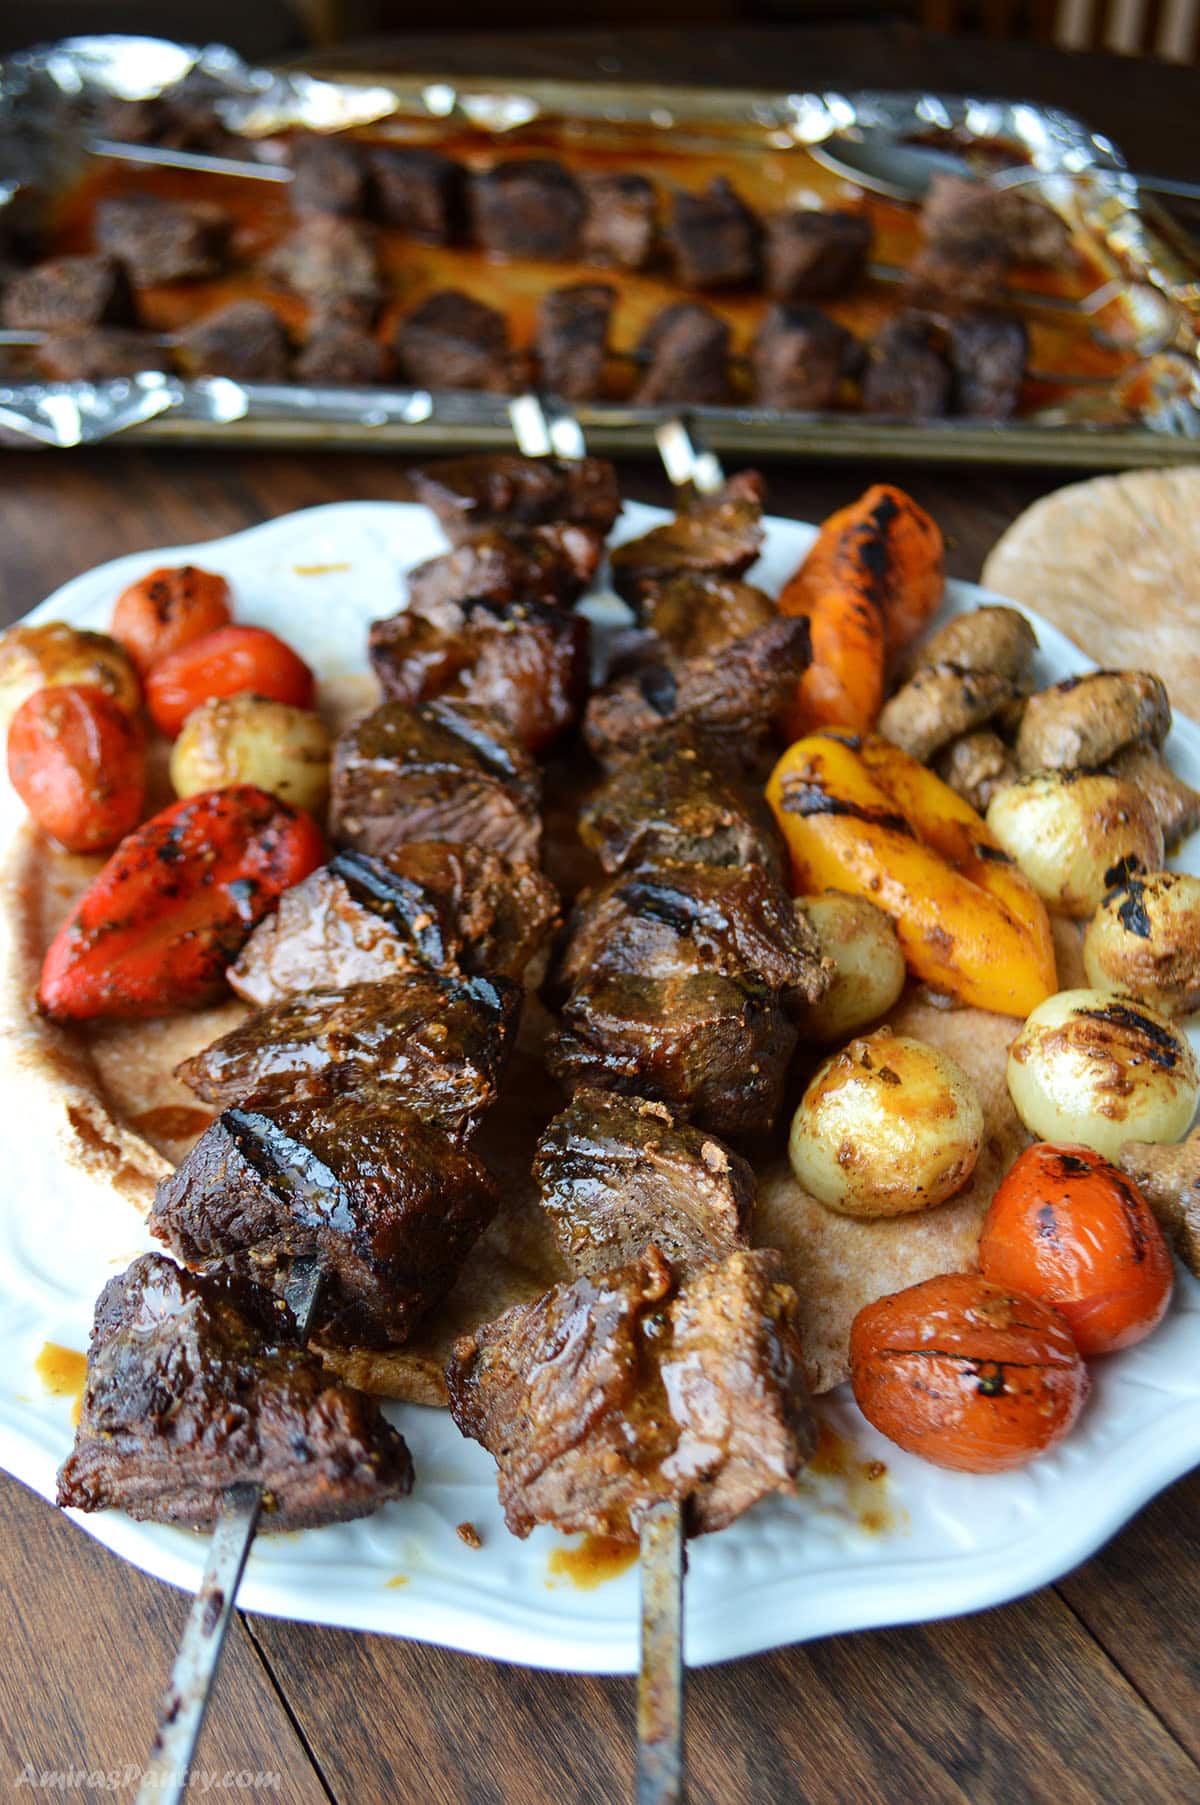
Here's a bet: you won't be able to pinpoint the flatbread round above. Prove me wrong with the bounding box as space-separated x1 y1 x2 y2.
982 467 1200 719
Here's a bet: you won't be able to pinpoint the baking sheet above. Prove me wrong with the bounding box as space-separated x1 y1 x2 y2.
0 34 1197 460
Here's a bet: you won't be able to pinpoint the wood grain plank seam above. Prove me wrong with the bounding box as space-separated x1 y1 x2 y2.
240 1614 342 1805
1049 1580 1200 1774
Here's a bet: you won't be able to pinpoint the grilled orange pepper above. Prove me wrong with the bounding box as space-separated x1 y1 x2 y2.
766 730 1055 1018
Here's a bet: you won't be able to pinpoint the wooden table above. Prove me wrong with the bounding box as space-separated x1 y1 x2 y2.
2 26 1199 1805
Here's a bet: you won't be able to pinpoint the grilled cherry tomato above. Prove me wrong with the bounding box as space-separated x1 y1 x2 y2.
7 683 145 854
146 626 315 738
850 1273 1088 1473
979 1143 1174 1357
38 785 324 1021
110 565 233 676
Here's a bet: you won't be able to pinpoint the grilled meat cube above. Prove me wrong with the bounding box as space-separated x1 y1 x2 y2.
446 1244 812 1540
633 301 731 407
905 235 1010 310
369 593 589 753
394 289 511 391
667 178 760 290
267 214 381 308
555 862 826 1003
921 171 1072 267
33 328 160 381
750 303 853 411
642 573 776 658
535 281 616 402
331 697 542 864
56 1253 413 1531
288 135 368 217
101 91 233 153
609 471 765 612
177 970 521 1128
405 522 603 618
1 254 133 332
153 1098 498 1348
295 320 387 384
763 208 872 302
408 452 621 544
581 172 657 270
579 733 785 877
94 194 228 285
533 1088 753 1275
861 314 951 417
584 616 810 774
175 301 291 382
470 158 585 262
368 145 464 241
547 971 797 1139
229 844 558 1004
948 313 1027 419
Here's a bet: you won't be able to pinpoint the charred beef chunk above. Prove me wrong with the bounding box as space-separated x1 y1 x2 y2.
446 1244 812 1539
533 1088 753 1274
177 970 521 1129
750 304 853 411
642 573 776 658
667 178 760 290
579 734 785 877
905 235 1010 310
609 471 765 612
295 320 387 384
948 313 1027 419
394 289 511 391
1 255 133 331
94 194 228 285
368 145 464 241
861 314 951 417
763 208 872 302
229 843 558 1004
555 861 825 1004
267 215 381 309
920 171 1071 267
409 453 621 544
584 616 810 774
56 1253 412 1530
581 172 657 270
288 136 368 217
535 282 616 402
33 328 160 381
633 302 731 407
546 971 797 1139
152 1099 498 1348
330 697 542 864
470 159 585 262
369 593 590 753
101 92 233 153
405 522 603 618
175 301 291 382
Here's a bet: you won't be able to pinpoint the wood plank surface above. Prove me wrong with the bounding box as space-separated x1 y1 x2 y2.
1 23 1198 1804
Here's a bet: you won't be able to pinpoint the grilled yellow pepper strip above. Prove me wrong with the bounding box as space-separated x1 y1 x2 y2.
766 730 1056 1017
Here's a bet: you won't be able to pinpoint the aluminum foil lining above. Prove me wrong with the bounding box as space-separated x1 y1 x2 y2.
0 33 1196 454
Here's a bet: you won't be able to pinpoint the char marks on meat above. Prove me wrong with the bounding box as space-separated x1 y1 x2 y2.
57 1253 412 1530
446 1245 812 1540
408 453 621 544
330 697 542 865
533 1088 753 1275
288 136 367 217
153 1098 498 1348
295 320 387 384
751 304 853 412
94 193 228 286
394 289 511 392
535 282 616 401
667 178 761 290
948 314 1028 419
920 171 1072 267
861 313 951 418
633 302 731 407
176 970 521 1132
175 301 291 382
470 159 585 262
578 733 785 877
368 145 464 242
546 971 797 1140
267 215 381 309
763 208 871 303
1 255 134 332
608 471 765 612
403 522 603 617
582 172 657 270
229 843 558 1005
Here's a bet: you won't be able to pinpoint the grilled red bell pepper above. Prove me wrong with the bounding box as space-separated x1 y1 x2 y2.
38 785 324 1022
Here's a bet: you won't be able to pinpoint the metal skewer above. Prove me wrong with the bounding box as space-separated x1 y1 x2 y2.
135 1257 324 1805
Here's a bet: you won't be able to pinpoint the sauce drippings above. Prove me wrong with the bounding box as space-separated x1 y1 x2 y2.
547 1534 639 1590
35 1343 87 1424
130 1105 214 1143
800 1417 896 1537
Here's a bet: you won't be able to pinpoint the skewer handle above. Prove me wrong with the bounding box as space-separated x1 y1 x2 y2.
637 1501 686 1805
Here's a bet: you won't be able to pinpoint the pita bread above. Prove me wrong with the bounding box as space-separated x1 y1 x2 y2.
982 467 1200 720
